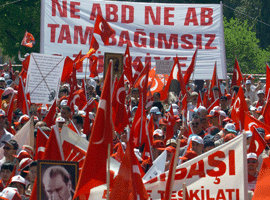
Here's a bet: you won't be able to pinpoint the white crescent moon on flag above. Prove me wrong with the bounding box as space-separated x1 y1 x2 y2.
71 94 80 106
150 78 158 92
140 76 146 89
233 97 241 113
248 122 258 130
99 22 104 32
255 140 259 152
116 87 125 105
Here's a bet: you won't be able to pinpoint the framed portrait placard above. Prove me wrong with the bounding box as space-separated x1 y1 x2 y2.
104 53 124 80
37 160 79 200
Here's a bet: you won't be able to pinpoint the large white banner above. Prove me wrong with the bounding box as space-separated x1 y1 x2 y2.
41 0 226 80
88 134 248 200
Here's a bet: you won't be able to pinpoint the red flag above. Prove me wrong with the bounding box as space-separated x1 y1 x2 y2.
93 14 115 45
35 128 49 160
21 31 35 48
248 128 267 156
147 115 155 146
73 63 113 198
133 62 150 95
17 77 29 115
68 120 80 134
231 87 249 130
244 112 270 136
209 62 221 103
159 58 180 101
197 91 203 107
80 36 99 62
62 140 86 173
124 44 133 85
265 64 270 101
29 179 37 200
207 98 220 113
112 142 125 163
110 141 148 199
112 73 129 133
231 58 243 87
73 50 83 70
184 48 198 85
164 152 175 200
61 57 74 82
43 99 56 128
89 56 98 78
43 126 64 160
252 157 270 199
70 89 87 110
132 60 144 85
7 94 15 126
263 99 270 124
166 106 176 141
148 68 165 95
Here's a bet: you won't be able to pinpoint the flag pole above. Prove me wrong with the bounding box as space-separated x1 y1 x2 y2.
106 143 111 200
168 139 181 200
183 182 187 200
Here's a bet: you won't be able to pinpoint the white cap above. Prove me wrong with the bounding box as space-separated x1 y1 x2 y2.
56 117 65 123
249 106 256 111
190 135 203 144
224 123 237 133
88 78 96 88
197 106 207 114
4 73 10 80
173 109 180 116
60 99 68 106
213 106 221 111
246 80 251 85
0 77 5 82
0 187 21 200
218 110 227 117
153 129 164 137
257 90 265 95
150 106 161 115
11 175 26 185
0 109 6 117
246 130 253 138
247 152 258 160
171 103 179 110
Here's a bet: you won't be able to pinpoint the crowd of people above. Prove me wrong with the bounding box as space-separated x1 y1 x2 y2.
0 59 267 199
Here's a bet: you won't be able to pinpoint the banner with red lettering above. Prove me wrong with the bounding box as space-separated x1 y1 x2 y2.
41 0 226 79
88 134 248 199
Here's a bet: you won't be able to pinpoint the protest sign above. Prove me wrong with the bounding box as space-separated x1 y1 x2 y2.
25 53 65 104
41 0 226 79
88 134 248 199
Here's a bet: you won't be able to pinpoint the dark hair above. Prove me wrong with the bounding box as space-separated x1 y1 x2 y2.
61 105 71 112
30 161 37 168
59 87 69 95
1 161 14 172
152 101 164 113
131 88 139 93
72 114 83 125
153 92 161 98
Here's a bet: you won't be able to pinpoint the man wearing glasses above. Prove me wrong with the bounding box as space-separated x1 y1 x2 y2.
0 140 19 169
190 115 206 139
0 109 13 147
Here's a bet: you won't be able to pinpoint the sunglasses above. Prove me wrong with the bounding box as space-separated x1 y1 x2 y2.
192 122 200 126
3 147 14 150
248 160 257 164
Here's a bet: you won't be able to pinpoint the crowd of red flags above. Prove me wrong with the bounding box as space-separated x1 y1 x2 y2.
10 14 270 199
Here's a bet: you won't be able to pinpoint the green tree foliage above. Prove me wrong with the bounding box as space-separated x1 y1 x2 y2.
0 0 41 63
224 17 270 74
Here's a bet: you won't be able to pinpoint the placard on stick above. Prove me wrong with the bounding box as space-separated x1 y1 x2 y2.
104 53 123 80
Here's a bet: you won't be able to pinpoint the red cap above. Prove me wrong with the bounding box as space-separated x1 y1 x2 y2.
165 146 175 154
174 115 181 122
179 150 198 162
248 75 255 80
225 94 231 100
13 150 31 160
180 139 187 147
224 133 236 142
152 140 166 149
265 134 270 145
159 118 167 125
18 158 33 171
207 110 219 118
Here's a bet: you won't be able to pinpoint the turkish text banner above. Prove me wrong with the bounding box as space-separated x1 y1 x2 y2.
41 0 226 79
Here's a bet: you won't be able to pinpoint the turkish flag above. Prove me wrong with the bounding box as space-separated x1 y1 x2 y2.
132 60 144 85
73 50 83 70
43 99 56 128
248 128 267 157
110 139 148 199
231 87 249 130
43 126 64 160
35 128 49 160
80 36 99 62
124 44 133 85
61 56 74 82
89 56 98 78
73 63 113 198
184 48 198 85
244 112 270 136
17 77 29 115
93 14 115 45
133 62 150 95
262 99 270 125
231 57 243 87
21 31 35 48
112 73 129 133
207 98 220 113
148 67 165 95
